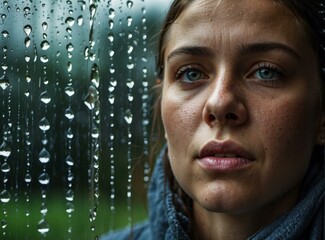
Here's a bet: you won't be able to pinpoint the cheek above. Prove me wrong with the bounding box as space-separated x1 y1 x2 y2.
162 97 198 140
258 94 319 166
161 92 203 158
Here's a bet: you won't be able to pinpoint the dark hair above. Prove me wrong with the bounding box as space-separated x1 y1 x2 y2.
156 0 193 79
274 0 325 81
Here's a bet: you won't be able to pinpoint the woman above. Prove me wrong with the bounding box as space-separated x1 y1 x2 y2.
101 0 325 239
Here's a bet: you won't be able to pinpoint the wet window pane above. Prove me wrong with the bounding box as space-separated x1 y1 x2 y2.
0 1 167 238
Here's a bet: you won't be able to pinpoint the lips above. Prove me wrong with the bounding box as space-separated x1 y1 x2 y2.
198 140 254 171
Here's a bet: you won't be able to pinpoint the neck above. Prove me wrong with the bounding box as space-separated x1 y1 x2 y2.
191 187 300 240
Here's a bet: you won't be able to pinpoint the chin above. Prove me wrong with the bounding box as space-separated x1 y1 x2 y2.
193 188 258 214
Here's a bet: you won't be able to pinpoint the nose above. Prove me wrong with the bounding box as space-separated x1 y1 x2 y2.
202 76 248 127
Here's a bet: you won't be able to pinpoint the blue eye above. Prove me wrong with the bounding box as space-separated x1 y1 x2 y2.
176 66 207 82
184 69 202 81
254 65 282 81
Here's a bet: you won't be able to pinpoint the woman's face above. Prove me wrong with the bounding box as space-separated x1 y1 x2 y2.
161 0 323 215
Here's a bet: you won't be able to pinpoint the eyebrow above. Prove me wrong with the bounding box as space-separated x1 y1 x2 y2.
167 46 215 62
166 42 301 62
239 42 301 60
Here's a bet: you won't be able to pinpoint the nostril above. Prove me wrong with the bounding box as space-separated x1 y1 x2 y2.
208 114 216 122
225 112 238 121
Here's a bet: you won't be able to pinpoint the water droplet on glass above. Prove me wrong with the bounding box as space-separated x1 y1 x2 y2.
1 220 7 229
91 63 100 88
91 127 99 139
109 8 115 18
84 47 89 60
84 86 99 110
89 208 97 222
108 20 114 29
24 37 31 48
24 173 32 183
66 128 73 139
126 79 134 88
1 63 8 71
39 117 50 131
127 0 133 9
66 202 74 213
23 6 30 12
65 108 75 120
65 189 74 201
39 148 50 164
0 190 10 203
67 172 73 182
66 155 74 166
90 53 96 63
1 163 10 173
77 15 83 26
41 190 47 199
37 219 49 234
41 139 48 146
25 74 31 82
111 80 117 87
23 25 32 36
1 30 9 38
108 94 115 104
126 63 134 70
89 4 97 18
40 205 48 214
41 40 50 50
66 27 72 34
127 45 133 54
127 16 133 27
24 89 30 97
40 91 51 104
64 86 75 96
66 43 74 52
67 62 72 72
0 142 11 157
38 173 50 185
107 33 114 43
40 56 49 63
124 109 133 124
0 75 10 90
128 93 133 102
65 17 75 27
109 50 114 57
42 22 48 31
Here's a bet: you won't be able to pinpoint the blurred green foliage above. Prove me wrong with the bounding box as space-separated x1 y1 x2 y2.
5 192 147 239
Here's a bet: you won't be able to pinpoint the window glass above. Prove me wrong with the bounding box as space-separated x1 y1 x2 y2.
0 1 167 238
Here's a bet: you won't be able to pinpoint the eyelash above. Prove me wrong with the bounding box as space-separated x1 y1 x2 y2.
253 62 284 82
175 65 207 82
174 62 284 85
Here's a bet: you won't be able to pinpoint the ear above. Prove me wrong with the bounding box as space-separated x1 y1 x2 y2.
316 115 325 145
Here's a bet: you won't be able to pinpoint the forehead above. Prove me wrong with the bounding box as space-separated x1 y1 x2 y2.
165 0 309 57
176 0 294 26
